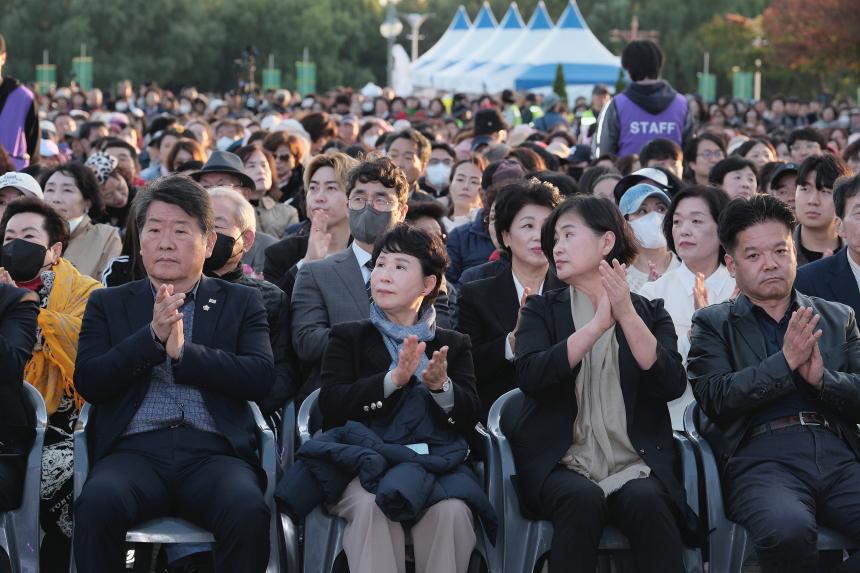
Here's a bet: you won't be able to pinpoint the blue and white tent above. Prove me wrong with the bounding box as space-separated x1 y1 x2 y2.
411 6 472 88
412 0 621 94
428 2 498 89
432 3 526 92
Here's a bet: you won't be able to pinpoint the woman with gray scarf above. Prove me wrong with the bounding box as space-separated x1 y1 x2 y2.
317 223 482 573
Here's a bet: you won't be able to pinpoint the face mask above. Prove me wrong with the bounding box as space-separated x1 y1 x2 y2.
203 233 240 273
425 164 451 188
1 239 48 282
628 211 667 250
349 205 399 245
178 103 192 114
363 135 378 149
115 101 128 112
216 136 236 151
362 101 374 113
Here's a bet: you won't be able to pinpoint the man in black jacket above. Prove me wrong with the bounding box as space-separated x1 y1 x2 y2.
688 195 860 573
73 176 274 572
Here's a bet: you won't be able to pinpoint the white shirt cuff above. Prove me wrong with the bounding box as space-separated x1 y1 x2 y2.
383 371 400 398
504 333 515 362
430 378 455 413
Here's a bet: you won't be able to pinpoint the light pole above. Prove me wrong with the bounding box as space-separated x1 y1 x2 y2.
405 13 430 62
379 0 404 88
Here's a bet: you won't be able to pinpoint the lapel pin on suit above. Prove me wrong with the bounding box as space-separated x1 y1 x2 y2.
203 305 210 311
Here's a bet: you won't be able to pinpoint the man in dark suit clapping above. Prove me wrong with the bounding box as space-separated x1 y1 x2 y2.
72 175 275 572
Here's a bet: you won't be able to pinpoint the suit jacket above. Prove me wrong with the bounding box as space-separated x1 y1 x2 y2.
263 234 309 292
687 291 860 469
0 285 38 452
291 247 452 401
318 320 480 438
458 256 511 286
74 276 274 466
794 247 860 318
511 288 700 541
64 215 123 280
457 268 564 421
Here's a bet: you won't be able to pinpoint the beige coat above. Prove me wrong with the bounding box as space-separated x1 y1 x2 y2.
64 215 123 280
255 196 299 238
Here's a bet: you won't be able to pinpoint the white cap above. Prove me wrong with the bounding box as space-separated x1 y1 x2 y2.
0 172 44 200
40 139 61 158
260 114 283 131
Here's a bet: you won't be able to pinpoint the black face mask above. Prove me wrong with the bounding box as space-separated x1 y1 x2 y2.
203 233 239 273
567 166 585 182
1 239 48 282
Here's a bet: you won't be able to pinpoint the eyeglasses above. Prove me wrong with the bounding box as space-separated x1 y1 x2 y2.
428 158 453 167
790 141 821 152
275 154 293 162
348 196 397 212
697 150 725 160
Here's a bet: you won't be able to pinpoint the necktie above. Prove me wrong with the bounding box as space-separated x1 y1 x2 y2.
364 259 374 301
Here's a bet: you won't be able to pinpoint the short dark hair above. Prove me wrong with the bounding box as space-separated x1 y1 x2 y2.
0 197 70 252
346 156 410 203
404 200 448 241
797 153 852 194
493 179 563 253
663 185 730 262
78 121 107 142
541 195 638 268
507 147 546 172
708 157 758 186
134 175 214 235
834 174 860 219
99 137 139 161
842 139 860 163
40 162 105 219
732 138 776 162
430 142 456 160
577 165 618 195
640 138 682 164
371 223 449 306
300 112 337 144
621 40 664 82
525 170 580 197
384 128 431 166
787 127 827 150
718 194 796 255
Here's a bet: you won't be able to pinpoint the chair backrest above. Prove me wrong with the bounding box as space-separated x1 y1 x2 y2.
23 382 47 428
298 388 321 445
488 388 524 443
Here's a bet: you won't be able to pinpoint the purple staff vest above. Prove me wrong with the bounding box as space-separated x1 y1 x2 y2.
0 84 35 170
614 92 687 157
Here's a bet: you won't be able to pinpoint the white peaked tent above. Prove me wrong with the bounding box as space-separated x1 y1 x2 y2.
412 0 622 94
430 2 498 89
511 0 621 90
462 1 554 94
431 3 526 92
411 6 471 88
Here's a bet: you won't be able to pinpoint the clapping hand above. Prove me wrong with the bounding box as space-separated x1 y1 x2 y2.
507 287 531 354
151 284 184 344
693 272 709 310
797 340 824 390
782 307 822 371
599 259 637 323
422 346 449 391
0 268 16 287
391 335 426 387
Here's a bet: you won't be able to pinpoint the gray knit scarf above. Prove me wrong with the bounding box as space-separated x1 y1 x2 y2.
369 302 437 383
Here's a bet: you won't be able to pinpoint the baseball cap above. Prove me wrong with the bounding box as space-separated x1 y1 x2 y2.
612 167 672 203
618 183 671 216
767 162 799 188
0 172 44 200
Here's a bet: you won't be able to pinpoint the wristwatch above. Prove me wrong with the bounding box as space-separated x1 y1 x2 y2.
430 379 451 393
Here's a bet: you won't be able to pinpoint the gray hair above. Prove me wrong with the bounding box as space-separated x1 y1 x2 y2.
206 185 256 234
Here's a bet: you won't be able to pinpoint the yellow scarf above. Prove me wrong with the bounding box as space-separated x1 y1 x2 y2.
25 258 102 415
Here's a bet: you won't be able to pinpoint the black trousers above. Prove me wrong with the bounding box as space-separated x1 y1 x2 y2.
0 456 25 512
73 426 270 573
725 424 860 573
538 467 684 573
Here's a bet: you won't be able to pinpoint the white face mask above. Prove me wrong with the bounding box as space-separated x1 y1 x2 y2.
425 163 451 188
178 103 192 114
216 136 236 151
115 101 128 112
628 211 667 249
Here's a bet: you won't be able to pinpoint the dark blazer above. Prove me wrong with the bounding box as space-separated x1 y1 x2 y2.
263 234 309 293
445 212 495 288
794 247 860 318
687 291 860 469
458 255 511 286
74 276 275 466
457 268 564 421
511 288 699 539
0 285 38 453
318 320 480 438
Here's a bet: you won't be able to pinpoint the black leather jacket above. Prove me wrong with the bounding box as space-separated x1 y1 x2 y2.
687 291 860 468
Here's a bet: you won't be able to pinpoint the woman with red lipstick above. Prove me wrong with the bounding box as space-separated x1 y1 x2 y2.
639 186 735 427
509 195 701 572
457 179 563 422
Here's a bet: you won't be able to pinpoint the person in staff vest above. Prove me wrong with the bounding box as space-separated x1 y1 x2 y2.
592 39 691 160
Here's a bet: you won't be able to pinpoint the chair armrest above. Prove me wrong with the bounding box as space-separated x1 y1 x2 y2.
673 431 700 516
73 403 92 500
249 401 277 501
297 389 319 445
279 400 296 473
